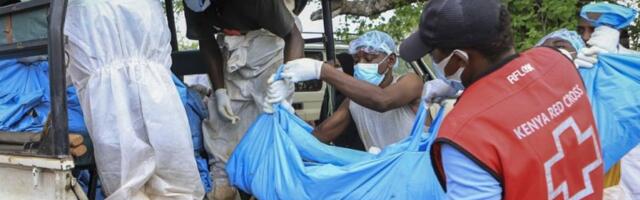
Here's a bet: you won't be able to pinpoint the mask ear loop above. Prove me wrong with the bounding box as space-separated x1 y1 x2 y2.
449 50 470 73
379 54 395 75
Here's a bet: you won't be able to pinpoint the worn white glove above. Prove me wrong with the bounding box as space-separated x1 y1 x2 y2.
587 26 620 54
422 79 458 106
281 58 323 83
574 46 608 68
368 146 382 155
263 75 295 113
281 100 296 114
262 99 296 114
214 89 240 124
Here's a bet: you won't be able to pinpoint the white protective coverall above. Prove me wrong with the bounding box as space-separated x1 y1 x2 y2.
196 29 285 199
65 0 204 199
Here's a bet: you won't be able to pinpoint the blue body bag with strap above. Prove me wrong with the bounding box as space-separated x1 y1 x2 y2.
226 95 447 200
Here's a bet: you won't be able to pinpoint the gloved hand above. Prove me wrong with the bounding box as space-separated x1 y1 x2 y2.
574 46 608 68
281 58 323 83
214 88 240 124
281 100 296 114
587 26 620 53
422 79 458 106
263 75 295 113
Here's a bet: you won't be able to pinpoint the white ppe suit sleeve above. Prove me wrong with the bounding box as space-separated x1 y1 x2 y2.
65 0 204 199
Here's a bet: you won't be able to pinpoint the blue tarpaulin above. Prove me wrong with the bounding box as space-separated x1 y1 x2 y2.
580 53 640 171
0 59 212 196
227 101 446 199
0 59 88 134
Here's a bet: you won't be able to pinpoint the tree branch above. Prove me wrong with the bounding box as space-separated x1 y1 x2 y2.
310 0 422 21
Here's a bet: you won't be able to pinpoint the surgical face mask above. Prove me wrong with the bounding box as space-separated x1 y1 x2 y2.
433 50 468 82
354 55 391 86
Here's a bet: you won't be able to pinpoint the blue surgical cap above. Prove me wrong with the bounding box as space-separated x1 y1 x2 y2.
535 29 586 52
580 3 638 29
348 31 397 55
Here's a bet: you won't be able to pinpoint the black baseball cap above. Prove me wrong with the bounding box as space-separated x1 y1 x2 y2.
399 0 502 61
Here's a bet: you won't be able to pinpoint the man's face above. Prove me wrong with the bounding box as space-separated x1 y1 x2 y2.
577 13 601 43
354 51 392 74
542 38 577 59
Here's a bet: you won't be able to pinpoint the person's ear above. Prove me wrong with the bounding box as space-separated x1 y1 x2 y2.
388 54 397 69
444 52 467 76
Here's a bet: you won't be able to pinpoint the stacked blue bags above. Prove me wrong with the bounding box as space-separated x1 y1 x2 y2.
227 94 446 199
579 53 640 171
0 59 213 196
0 59 86 134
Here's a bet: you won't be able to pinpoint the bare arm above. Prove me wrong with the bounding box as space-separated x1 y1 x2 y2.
320 64 423 112
283 24 304 62
312 100 354 143
199 37 225 90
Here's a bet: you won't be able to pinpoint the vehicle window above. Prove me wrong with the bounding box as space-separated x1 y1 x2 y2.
296 50 324 92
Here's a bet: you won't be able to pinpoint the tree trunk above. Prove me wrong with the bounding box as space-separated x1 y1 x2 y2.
310 0 423 21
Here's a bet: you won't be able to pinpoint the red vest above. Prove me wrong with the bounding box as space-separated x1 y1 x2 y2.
432 47 603 200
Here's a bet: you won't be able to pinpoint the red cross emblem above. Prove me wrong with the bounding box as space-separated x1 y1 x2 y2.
544 116 602 200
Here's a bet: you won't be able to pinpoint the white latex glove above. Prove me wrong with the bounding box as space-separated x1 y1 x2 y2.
587 26 620 54
281 100 296 114
422 79 458 106
214 88 240 124
262 99 296 114
281 58 323 83
263 75 295 113
368 146 382 155
574 46 608 68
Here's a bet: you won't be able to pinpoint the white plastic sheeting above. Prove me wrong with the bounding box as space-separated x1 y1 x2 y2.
65 0 204 199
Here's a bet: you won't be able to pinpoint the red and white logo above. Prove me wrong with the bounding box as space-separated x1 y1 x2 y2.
544 116 602 200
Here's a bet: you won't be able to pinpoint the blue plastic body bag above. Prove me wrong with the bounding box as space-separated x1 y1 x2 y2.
579 53 640 171
0 59 88 134
227 96 447 199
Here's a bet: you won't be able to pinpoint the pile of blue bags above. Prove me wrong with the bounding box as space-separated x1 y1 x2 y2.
0 59 212 197
0 59 87 135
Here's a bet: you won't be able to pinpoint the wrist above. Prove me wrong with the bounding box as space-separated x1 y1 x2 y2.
214 88 227 97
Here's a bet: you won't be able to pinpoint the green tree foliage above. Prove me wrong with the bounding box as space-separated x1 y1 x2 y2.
336 2 425 42
335 0 639 51
506 0 579 49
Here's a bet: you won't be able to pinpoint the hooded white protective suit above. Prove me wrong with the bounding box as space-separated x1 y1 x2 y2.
64 0 204 199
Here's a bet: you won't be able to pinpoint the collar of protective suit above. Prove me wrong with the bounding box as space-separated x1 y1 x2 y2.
431 47 603 200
